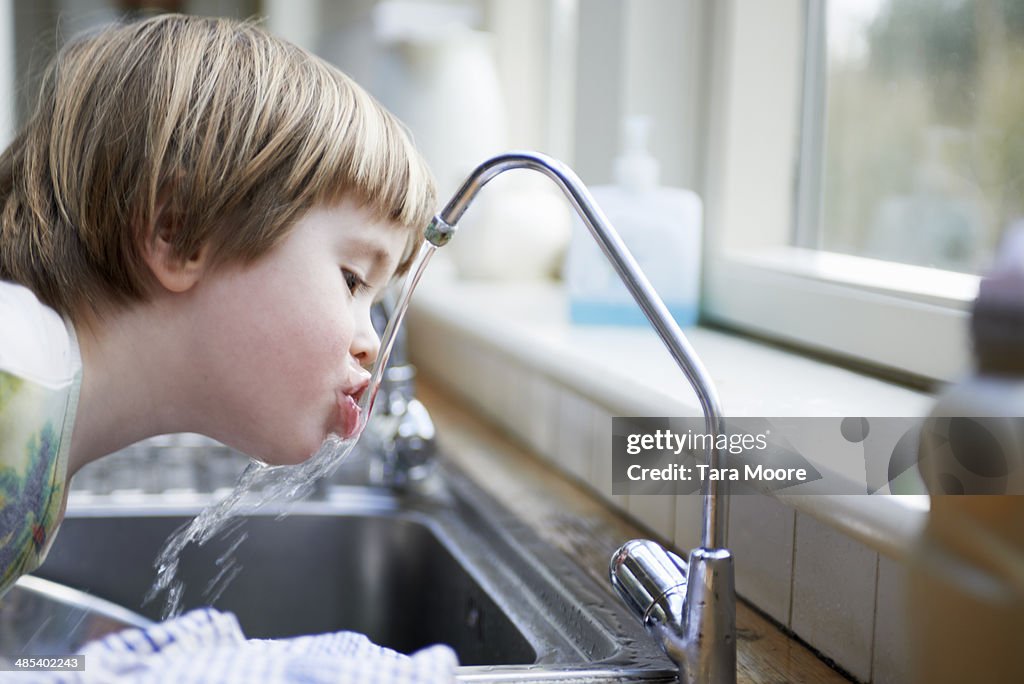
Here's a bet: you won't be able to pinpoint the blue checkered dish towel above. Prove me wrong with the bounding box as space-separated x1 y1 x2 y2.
24 608 459 684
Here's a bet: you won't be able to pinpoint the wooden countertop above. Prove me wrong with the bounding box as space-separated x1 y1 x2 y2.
419 376 851 684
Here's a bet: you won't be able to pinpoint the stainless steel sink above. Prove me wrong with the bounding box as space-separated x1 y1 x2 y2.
36 496 533 665
23 463 674 682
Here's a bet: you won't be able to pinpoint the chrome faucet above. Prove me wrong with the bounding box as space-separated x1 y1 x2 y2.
424 151 735 683
365 298 437 488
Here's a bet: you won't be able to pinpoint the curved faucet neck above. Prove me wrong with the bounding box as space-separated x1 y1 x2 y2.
426 150 727 549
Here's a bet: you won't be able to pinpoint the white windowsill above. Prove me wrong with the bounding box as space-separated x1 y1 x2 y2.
407 274 932 560
729 247 980 308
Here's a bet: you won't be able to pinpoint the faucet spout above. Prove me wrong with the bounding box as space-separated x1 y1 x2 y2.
426 150 728 549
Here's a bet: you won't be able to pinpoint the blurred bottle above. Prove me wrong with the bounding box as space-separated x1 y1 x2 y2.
564 116 702 326
909 222 1024 683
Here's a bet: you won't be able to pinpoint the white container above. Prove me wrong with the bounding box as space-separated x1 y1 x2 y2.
564 117 702 326
447 174 571 281
908 226 1024 684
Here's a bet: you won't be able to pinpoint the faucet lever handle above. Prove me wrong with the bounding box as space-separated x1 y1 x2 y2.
610 539 688 626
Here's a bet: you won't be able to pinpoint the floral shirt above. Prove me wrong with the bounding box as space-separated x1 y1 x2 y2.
0 282 81 597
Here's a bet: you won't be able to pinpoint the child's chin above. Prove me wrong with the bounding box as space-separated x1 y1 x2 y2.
255 438 320 466
277 446 319 466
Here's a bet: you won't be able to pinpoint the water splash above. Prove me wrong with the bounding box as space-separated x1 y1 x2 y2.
144 242 438 618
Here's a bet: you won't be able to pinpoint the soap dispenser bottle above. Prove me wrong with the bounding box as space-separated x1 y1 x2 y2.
564 116 703 326
908 224 1024 684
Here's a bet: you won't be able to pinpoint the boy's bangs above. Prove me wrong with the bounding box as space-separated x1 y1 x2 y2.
302 69 435 276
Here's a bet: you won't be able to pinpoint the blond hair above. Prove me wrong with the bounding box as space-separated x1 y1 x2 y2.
0 14 435 324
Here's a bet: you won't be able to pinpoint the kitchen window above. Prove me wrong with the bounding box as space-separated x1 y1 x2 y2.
703 0 1023 383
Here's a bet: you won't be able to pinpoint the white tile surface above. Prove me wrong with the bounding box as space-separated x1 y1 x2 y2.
471 346 499 421
522 373 559 461
792 511 878 683
872 554 911 684
588 403 628 512
488 352 524 438
728 490 796 627
673 492 704 555
406 314 453 387
555 389 593 483
627 493 676 543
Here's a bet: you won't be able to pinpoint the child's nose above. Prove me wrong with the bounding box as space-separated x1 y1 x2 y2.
351 313 381 368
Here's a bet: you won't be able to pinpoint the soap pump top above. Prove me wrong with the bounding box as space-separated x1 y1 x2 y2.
613 116 659 193
971 221 1024 376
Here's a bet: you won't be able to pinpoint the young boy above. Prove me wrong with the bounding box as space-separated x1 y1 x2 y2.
0 12 436 604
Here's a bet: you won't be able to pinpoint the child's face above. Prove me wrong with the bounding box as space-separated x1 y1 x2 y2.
187 199 409 465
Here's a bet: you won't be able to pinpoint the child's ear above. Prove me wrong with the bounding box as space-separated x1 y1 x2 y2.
142 228 210 294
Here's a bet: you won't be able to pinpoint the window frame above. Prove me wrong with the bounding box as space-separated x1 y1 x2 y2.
700 0 977 383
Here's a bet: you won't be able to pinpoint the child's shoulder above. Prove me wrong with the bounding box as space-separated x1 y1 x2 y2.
0 281 79 389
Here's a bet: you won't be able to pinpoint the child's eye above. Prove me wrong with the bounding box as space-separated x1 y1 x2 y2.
342 268 369 296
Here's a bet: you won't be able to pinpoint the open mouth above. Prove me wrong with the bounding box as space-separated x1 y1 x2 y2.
337 392 362 440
